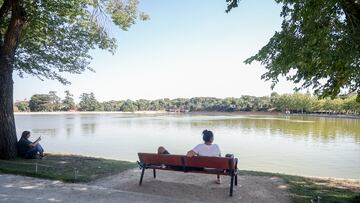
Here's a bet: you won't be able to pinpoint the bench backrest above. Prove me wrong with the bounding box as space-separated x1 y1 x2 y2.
138 153 235 170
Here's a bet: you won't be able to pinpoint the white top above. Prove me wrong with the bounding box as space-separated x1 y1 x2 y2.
192 144 221 157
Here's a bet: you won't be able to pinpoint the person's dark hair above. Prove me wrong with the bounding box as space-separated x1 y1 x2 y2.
21 131 30 139
202 130 214 142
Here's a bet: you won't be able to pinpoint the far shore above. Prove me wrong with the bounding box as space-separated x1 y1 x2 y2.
13 110 168 115
14 110 360 119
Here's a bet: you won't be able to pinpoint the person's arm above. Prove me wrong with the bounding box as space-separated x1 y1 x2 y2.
186 150 197 157
29 137 41 147
216 144 221 157
187 144 200 157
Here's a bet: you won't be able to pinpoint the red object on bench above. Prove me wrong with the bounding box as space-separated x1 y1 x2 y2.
137 153 238 196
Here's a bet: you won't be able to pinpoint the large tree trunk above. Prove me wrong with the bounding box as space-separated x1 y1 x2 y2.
0 0 26 159
0 54 17 159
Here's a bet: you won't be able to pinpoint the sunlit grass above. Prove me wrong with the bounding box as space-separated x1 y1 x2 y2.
0 154 136 182
239 170 360 203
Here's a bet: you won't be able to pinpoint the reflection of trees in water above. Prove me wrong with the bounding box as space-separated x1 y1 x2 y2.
66 124 73 137
189 117 360 143
81 123 96 135
31 129 57 137
115 117 193 131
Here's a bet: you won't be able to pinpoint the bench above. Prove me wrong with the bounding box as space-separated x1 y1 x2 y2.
137 153 238 196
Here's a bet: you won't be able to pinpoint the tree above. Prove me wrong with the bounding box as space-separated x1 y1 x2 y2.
102 100 123 111
0 0 147 159
48 91 61 111
226 0 360 100
14 100 29 112
61 90 76 111
136 99 150 111
79 93 101 111
120 99 138 112
29 94 52 112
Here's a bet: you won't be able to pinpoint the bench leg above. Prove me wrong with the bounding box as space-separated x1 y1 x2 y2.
229 172 234 196
139 167 145 185
235 174 238 186
153 169 156 178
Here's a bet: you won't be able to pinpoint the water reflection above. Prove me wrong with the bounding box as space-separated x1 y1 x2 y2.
31 129 57 137
188 116 360 143
81 123 96 135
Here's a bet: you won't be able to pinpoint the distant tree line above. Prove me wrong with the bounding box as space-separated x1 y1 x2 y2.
13 91 360 115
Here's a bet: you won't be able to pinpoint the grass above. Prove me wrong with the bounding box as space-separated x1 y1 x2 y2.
239 170 360 203
0 154 136 183
0 155 359 203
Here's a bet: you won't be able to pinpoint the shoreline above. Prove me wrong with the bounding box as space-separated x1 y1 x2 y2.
281 113 360 120
14 111 168 115
14 111 360 119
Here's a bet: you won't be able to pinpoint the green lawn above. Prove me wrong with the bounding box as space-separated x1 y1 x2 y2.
0 154 136 182
0 154 359 203
239 170 360 203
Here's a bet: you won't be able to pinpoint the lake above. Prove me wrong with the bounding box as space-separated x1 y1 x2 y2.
14 112 360 179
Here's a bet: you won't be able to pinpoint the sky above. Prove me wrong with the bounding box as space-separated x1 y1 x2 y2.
13 0 298 102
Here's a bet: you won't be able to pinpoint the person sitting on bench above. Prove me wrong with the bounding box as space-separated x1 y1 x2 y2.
157 129 222 183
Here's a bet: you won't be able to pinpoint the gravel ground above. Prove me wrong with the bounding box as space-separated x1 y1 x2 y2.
0 168 291 203
93 168 291 203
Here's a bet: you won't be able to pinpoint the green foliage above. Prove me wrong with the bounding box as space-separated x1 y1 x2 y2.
227 0 360 100
120 99 138 112
29 91 61 112
61 90 76 111
14 100 29 112
0 0 148 84
48 91 62 111
136 99 150 111
101 100 124 111
79 93 101 111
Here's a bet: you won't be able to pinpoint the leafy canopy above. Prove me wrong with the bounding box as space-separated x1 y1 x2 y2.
0 0 148 84
226 0 360 100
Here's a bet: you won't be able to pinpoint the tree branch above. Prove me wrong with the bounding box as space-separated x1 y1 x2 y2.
0 0 10 20
341 0 360 34
2 0 26 58
0 0 11 46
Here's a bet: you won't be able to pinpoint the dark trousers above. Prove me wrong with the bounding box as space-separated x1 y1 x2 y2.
25 144 44 159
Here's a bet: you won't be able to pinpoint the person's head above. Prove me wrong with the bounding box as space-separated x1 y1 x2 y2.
21 131 31 139
202 130 214 144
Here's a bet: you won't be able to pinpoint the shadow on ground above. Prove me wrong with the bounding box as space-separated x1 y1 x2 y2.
93 168 291 203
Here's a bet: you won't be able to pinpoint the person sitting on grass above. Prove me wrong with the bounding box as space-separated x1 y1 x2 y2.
157 129 222 184
17 131 45 159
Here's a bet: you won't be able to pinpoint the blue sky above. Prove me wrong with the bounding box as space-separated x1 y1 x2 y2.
13 0 297 102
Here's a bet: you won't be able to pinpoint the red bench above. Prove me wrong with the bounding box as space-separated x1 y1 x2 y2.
137 153 238 196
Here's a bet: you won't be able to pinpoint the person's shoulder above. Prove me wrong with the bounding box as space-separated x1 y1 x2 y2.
212 144 221 150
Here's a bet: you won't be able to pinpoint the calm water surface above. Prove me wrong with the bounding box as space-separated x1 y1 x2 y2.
14 113 360 179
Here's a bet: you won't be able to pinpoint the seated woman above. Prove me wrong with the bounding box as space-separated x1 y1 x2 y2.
158 129 222 183
17 131 44 159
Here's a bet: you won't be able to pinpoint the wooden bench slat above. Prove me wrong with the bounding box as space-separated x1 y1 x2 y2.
184 156 234 169
138 153 183 166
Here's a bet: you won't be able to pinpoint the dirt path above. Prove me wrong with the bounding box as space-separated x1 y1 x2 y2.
92 168 291 203
0 174 200 203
